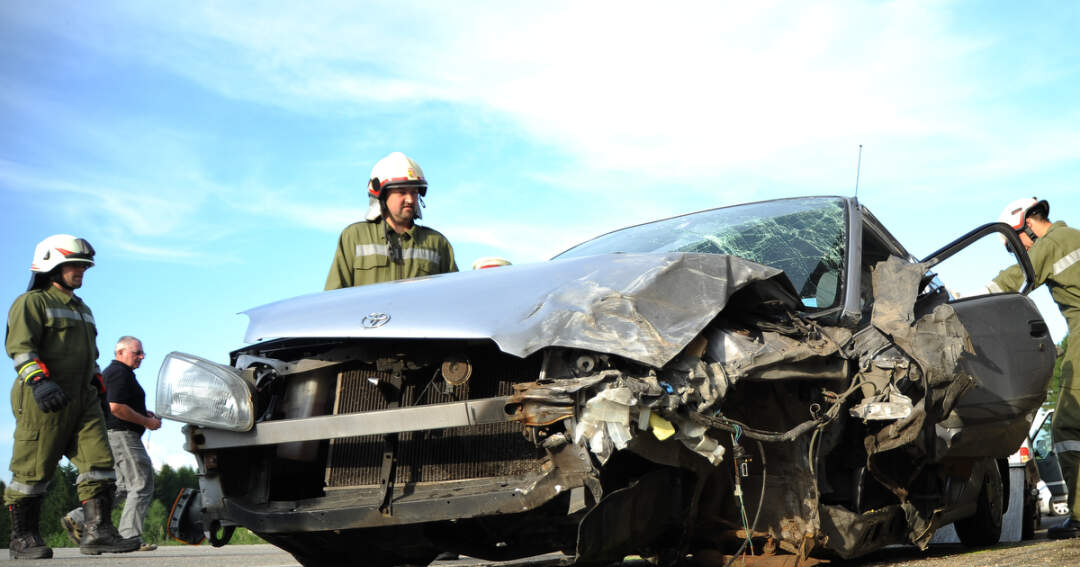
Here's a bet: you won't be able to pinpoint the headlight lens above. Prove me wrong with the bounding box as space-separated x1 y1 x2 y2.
156 351 254 432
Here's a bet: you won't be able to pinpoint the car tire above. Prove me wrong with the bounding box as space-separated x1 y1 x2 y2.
955 460 1003 547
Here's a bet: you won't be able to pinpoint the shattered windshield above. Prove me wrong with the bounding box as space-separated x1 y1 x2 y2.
555 197 848 309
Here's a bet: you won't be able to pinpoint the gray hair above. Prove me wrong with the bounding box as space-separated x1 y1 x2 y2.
115 335 141 354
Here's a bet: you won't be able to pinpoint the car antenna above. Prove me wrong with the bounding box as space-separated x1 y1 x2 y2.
854 144 863 197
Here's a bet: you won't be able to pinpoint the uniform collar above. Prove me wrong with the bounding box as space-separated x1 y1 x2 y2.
44 285 80 305
373 216 419 239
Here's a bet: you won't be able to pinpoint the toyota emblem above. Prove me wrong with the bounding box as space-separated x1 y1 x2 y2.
361 312 391 329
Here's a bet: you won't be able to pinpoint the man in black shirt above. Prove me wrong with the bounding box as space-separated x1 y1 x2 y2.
104 336 161 551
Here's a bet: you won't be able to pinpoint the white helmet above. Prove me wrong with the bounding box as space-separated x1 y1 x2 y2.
28 234 95 290
999 197 1049 231
364 152 427 221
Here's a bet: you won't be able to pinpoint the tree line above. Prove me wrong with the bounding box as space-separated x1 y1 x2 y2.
0 463 198 548
1045 334 1069 409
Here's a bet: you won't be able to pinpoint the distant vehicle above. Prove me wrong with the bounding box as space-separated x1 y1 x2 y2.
1006 429 1042 539
159 197 1056 566
1031 408 1069 517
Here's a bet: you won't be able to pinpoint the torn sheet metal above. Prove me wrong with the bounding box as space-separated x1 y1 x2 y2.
855 256 979 548
869 256 973 388
705 322 852 383
857 257 976 447
243 253 799 368
849 383 913 421
507 373 611 427
546 377 729 466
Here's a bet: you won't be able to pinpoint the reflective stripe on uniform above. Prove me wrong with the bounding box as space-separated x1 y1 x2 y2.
987 281 1004 294
1054 440 1080 454
402 248 441 263
356 243 389 257
17 360 45 382
45 307 94 325
12 352 37 366
1053 248 1080 276
75 469 116 484
8 480 48 496
355 244 442 264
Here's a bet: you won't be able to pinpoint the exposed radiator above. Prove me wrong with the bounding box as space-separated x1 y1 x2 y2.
326 368 542 488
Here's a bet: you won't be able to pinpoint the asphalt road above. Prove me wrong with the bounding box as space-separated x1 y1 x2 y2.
5 522 1078 567
0 546 575 567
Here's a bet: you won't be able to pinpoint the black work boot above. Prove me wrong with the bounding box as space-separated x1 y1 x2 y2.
79 494 140 555
8 497 53 559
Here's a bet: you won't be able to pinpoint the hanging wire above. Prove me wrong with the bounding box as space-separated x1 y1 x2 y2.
724 439 767 567
730 433 754 559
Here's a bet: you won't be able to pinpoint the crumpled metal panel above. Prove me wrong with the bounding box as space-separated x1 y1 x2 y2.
243 253 796 368
870 257 973 382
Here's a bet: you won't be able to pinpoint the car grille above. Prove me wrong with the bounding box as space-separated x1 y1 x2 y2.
325 367 543 488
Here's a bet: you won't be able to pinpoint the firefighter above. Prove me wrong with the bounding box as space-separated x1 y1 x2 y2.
5 235 138 557
325 151 458 290
984 197 1080 539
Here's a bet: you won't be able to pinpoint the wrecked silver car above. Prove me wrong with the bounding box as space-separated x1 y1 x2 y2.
159 196 1056 566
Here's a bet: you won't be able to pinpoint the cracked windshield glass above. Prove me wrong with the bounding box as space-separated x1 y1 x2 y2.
556 197 848 308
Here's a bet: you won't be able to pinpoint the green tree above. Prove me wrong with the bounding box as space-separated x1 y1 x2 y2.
148 464 201 545
0 480 8 547
141 499 168 545
40 463 79 547
1 462 207 548
155 463 179 511
154 464 199 514
1046 334 1069 409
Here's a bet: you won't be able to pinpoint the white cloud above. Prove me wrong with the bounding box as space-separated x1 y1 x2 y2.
55 1 1060 188
5 1 1078 263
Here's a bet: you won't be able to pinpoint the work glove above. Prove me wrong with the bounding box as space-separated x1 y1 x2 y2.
29 378 70 412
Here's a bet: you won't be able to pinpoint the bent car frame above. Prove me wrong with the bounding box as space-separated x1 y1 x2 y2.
160 196 1055 566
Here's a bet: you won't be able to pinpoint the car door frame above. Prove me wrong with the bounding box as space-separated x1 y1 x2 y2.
918 222 1036 293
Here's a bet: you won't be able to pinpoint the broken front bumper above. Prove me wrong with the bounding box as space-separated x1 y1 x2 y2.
176 396 596 538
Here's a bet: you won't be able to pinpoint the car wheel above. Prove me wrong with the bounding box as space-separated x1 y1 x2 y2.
954 460 1003 547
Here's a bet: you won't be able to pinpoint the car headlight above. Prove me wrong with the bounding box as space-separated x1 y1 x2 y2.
156 351 254 432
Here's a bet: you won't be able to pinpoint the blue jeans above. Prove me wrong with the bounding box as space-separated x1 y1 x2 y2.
106 430 154 539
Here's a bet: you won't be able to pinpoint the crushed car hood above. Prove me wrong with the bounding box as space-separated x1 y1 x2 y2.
243 253 799 368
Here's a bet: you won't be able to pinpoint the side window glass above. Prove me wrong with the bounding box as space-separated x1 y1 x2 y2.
858 225 893 321
1034 416 1054 458
922 231 1025 299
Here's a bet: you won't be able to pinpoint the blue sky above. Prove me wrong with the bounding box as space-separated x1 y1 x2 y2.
1 1 1078 473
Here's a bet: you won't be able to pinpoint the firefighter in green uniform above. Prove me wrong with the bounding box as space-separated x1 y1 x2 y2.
325 151 457 290
984 197 1080 539
5 234 138 558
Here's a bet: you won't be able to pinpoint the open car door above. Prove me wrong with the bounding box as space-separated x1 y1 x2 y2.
921 222 1056 458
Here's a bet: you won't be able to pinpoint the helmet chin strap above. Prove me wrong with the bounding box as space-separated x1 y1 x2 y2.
1021 218 1039 243
49 268 74 291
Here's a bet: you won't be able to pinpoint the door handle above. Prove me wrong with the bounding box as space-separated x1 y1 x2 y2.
1029 320 1049 338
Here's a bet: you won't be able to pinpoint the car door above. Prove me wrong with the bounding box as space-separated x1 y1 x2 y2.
920 223 1058 458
